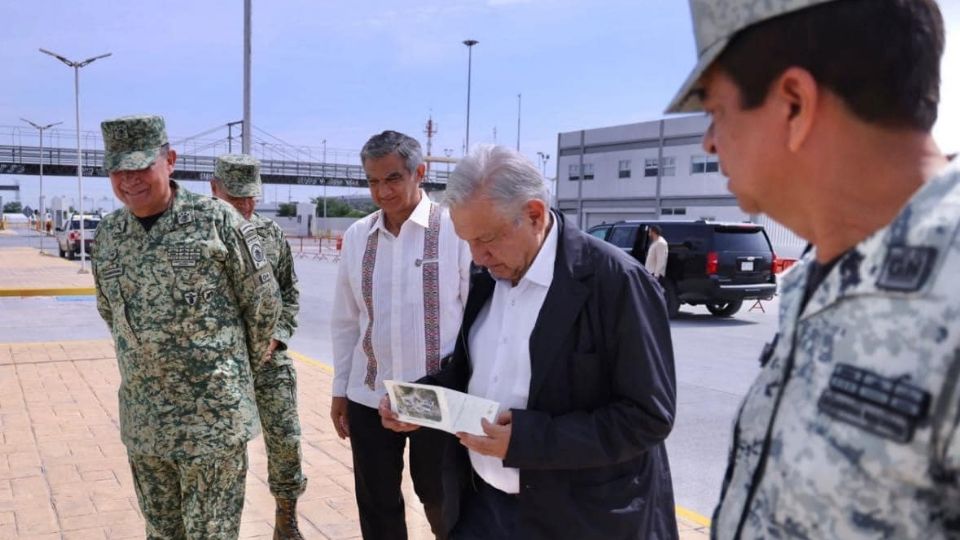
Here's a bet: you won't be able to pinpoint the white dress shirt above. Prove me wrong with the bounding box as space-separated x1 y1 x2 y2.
331 193 472 409
467 217 558 494
645 235 668 278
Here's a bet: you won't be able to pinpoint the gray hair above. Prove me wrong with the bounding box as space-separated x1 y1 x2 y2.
360 130 423 173
444 144 549 219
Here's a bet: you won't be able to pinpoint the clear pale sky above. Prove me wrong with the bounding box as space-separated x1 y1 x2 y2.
2 0 959 209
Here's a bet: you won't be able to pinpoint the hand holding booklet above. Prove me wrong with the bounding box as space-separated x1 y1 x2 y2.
384 380 500 436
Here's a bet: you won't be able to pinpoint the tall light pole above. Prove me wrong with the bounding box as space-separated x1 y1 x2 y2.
21 118 62 255
462 39 479 154
322 139 327 232
242 0 252 153
39 48 111 273
516 93 522 152
537 151 553 207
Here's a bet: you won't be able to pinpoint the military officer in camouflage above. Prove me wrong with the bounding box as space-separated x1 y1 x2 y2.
211 154 307 540
92 115 282 539
668 1 959 537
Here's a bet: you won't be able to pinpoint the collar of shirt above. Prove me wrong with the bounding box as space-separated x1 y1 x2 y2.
508 214 558 290
368 190 432 237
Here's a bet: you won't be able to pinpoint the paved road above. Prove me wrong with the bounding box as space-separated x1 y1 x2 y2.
0 229 779 519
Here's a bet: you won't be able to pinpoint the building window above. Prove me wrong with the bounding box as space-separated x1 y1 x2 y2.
568 163 594 181
691 155 720 174
661 207 687 216
643 157 677 177
661 157 676 176
644 158 659 177
618 160 631 178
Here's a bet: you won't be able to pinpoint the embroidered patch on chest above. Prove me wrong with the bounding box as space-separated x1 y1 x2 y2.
876 245 937 292
817 363 931 443
169 245 202 268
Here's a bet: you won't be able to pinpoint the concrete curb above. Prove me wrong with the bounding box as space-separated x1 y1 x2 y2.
0 287 97 297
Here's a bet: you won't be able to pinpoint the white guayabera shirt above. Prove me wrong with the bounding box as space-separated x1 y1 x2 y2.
332 193 471 410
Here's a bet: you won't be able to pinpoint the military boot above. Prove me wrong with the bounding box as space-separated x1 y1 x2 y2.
273 498 305 540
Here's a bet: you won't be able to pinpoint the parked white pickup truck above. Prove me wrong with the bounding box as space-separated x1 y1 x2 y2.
56 214 101 260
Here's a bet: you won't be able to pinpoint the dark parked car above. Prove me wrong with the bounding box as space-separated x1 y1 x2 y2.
588 220 778 318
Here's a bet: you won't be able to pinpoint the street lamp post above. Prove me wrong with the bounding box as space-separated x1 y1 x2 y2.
20 118 62 255
322 139 328 234
462 39 479 154
537 151 553 207
40 48 111 273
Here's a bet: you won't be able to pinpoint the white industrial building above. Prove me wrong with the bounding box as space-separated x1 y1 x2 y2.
556 115 806 257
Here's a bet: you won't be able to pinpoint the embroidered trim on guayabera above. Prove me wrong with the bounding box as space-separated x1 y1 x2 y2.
422 203 442 375
361 213 380 390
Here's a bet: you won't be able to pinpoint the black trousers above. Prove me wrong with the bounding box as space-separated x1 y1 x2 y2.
450 471 518 540
347 399 448 540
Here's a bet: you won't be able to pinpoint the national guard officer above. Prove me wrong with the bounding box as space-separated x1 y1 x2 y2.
211 154 307 540
92 115 282 539
668 1 959 538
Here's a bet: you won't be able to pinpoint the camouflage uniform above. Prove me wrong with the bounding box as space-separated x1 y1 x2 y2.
666 1 960 538
215 153 307 500
710 161 960 538
93 116 281 540
250 211 307 499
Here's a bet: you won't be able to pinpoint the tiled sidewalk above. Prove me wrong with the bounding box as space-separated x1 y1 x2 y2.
0 340 709 539
0 248 95 297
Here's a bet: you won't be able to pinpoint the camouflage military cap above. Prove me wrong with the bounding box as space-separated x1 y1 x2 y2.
666 0 838 113
215 154 262 198
101 115 168 173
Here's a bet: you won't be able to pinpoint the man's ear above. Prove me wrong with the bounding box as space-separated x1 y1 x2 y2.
772 67 818 153
416 162 426 182
164 148 178 173
524 198 548 228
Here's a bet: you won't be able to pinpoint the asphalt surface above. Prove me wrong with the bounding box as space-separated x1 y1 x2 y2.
0 229 779 518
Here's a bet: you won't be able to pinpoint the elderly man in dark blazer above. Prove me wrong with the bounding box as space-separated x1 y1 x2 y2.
381 144 678 540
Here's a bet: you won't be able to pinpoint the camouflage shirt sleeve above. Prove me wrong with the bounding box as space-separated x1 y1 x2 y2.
220 211 282 363
272 223 299 346
91 222 113 326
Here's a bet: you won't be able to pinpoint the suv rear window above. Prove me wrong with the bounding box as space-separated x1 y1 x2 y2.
713 228 770 252
70 220 101 229
608 224 639 249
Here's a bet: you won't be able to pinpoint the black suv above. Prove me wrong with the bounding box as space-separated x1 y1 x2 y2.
588 220 777 318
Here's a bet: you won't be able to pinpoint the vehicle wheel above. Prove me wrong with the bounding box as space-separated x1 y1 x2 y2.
67 248 75 260
662 280 681 319
58 246 65 258
707 300 743 317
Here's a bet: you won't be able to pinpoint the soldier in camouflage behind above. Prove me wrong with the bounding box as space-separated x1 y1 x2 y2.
92 115 282 539
211 154 307 540
668 1 959 538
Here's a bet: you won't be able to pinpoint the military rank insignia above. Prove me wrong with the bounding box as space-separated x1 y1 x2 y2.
817 363 931 443
177 212 193 225
100 265 122 280
876 245 937 292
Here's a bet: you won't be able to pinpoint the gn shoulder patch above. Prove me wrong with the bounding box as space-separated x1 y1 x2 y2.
876 245 937 292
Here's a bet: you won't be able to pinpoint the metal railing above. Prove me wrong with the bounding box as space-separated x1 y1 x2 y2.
0 144 450 186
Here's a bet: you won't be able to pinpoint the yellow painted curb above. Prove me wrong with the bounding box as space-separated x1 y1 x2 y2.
288 349 333 374
676 505 711 528
0 287 97 297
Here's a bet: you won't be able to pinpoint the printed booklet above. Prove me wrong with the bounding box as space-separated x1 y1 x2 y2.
384 380 500 436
